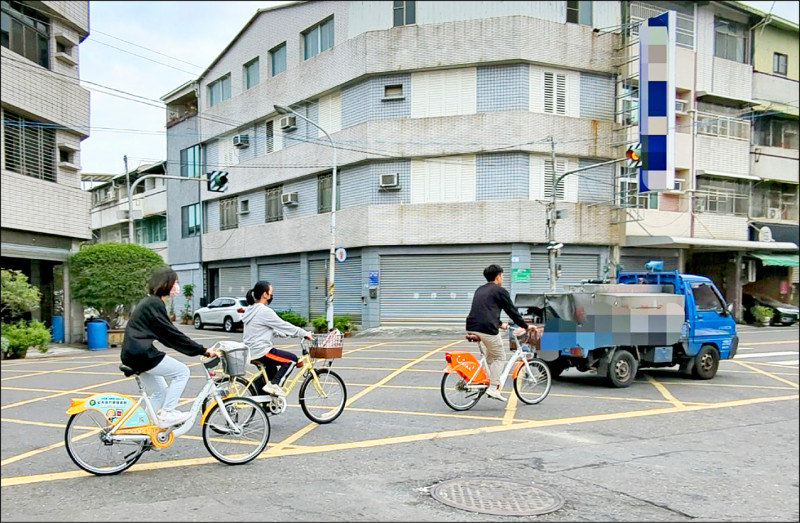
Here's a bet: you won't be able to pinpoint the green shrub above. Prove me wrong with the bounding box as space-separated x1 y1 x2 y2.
1 335 9 357
1 320 51 358
69 243 167 326
334 315 353 333
751 305 773 323
311 316 328 333
1 269 41 319
275 310 308 328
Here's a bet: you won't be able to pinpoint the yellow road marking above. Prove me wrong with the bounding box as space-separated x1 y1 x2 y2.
0 362 112 381
650 381 796 391
0 376 131 411
502 390 519 425
345 405 509 422
742 340 798 346
732 361 799 389
342 342 390 355
644 374 686 409
3 392 796 488
0 418 65 429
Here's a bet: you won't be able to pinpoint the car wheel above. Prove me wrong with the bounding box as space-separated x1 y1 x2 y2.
223 317 234 333
607 350 637 388
193 315 203 329
691 345 719 380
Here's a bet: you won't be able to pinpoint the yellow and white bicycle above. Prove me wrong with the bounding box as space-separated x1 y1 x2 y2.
64 348 270 476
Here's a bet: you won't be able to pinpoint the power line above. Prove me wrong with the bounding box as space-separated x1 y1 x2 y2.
89 29 206 69
83 38 202 76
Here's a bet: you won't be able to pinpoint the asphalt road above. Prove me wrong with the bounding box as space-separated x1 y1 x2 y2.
1 323 797 521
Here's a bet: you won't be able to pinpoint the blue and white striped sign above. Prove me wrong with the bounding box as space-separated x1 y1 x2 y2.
638 10 676 192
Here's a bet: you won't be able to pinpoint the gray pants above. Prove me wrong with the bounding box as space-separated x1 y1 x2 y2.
139 355 190 412
466 331 505 388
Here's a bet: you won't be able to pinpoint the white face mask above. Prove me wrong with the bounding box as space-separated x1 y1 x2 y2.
169 281 181 298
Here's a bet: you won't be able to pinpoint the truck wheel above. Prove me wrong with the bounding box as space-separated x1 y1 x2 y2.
691 345 719 380
547 358 567 378
607 350 637 388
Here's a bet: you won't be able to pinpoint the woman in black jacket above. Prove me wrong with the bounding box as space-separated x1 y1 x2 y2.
121 267 218 428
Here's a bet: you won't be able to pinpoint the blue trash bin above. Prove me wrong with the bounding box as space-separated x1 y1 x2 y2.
86 318 108 350
51 315 65 343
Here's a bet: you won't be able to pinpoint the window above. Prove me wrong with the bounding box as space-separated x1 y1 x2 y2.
265 120 274 153
207 74 231 107
180 144 202 177
135 215 167 244
1 1 49 68
2 110 56 182
244 57 259 89
695 177 748 216
751 182 798 222
714 17 747 63
544 72 567 115
696 112 749 140
317 173 341 213
59 149 71 163
220 197 238 230
266 186 283 223
566 0 592 25
269 42 286 76
774 52 788 76
691 282 724 313
754 118 799 149
393 1 415 27
618 166 658 209
303 17 334 60
384 84 403 99
181 203 201 237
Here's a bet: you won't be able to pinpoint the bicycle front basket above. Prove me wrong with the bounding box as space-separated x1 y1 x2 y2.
221 347 249 376
309 330 343 359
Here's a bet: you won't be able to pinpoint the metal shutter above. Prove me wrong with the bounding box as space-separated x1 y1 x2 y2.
530 253 600 291
379 253 509 325
218 267 251 298
257 262 301 314
308 258 362 322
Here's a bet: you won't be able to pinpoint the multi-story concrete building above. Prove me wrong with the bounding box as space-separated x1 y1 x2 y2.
88 160 169 261
163 1 798 328
1 1 91 342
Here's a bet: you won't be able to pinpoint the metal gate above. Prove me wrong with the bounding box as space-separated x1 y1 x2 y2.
379 253 509 325
257 262 301 313
218 266 251 298
530 253 600 291
308 258 362 322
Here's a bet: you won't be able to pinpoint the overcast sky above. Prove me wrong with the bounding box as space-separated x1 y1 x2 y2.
78 1 800 176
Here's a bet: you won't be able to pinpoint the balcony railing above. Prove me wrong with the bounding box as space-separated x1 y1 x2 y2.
696 112 750 141
166 108 198 129
629 2 694 49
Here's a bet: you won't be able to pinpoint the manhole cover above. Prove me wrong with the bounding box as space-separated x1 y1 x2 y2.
431 477 563 516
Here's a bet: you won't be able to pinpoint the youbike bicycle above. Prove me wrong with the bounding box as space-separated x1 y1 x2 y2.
441 326 552 411
207 334 347 424
64 346 270 476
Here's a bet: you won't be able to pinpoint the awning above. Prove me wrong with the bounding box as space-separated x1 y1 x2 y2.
696 170 760 181
747 253 799 267
0 242 71 262
625 236 799 251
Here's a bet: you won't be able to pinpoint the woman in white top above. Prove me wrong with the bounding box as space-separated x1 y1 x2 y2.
242 280 313 396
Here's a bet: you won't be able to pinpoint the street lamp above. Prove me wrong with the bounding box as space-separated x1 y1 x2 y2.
274 104 338 331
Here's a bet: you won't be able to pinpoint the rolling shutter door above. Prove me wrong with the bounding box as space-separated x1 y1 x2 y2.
380 253 509 325
621 255 679 272
530 253 599 291
258 262 301 313
218 267 251 298
307 258 362 322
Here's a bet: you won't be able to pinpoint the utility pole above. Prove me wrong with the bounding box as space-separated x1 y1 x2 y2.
547 137 558 291
124 155 134 243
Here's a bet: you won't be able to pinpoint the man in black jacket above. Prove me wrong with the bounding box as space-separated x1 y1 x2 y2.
466 264 528 401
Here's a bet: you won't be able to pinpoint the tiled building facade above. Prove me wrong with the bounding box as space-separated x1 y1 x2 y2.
1 1 91 342
163 1 798 328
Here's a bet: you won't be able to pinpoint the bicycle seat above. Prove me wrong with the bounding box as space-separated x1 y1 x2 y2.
119 364 138 377
465 334 481 343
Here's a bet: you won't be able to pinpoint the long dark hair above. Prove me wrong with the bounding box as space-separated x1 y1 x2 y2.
246 280 271 305
148 267 177 297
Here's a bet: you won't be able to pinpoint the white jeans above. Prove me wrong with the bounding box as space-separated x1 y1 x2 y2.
139 355 190 412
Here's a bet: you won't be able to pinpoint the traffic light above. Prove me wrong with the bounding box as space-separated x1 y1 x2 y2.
625 143 642 168
207 170 229 192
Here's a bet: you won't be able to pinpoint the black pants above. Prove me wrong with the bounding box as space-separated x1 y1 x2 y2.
251 348 298 390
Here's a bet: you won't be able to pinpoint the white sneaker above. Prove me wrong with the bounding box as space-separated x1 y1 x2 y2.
157 409 191 428
262 382 286 397
485 387 507 402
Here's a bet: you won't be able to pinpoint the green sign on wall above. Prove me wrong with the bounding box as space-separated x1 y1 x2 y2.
511 268 530 283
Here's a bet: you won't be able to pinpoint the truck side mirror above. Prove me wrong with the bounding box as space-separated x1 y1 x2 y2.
726 302 734 315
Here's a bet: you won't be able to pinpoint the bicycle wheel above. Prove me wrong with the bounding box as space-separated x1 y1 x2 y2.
299 369 347 424
202 397 270 465
203 375 256 412
64 409 146 476
513 358 552 405
441 372 483 411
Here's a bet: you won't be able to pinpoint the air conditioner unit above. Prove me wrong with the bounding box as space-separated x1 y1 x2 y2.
767 207 782 220
379 173 399 190
239 199 250 214
675 99 688 113
279 116 296 131
281 192 298 205
233 134 249 148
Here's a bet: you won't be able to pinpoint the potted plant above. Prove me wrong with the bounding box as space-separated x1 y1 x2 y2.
311 316 328 333
750 305 773 326
1 320 50 359
334 315 354 337
69 243 168 345
276 310 308 328
1 269 48 358
180 284 195 324
168 298 177 322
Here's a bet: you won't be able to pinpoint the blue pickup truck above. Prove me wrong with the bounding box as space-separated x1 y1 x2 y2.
514 267 739 388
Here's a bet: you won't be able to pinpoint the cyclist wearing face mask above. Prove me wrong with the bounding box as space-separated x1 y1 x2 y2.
242 280 313 396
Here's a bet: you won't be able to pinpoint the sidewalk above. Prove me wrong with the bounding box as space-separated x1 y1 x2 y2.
25 343 93 359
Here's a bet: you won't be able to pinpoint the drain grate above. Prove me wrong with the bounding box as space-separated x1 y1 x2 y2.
431 477 564 516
